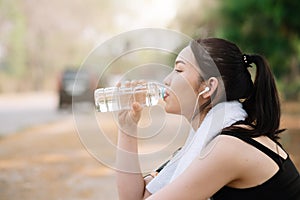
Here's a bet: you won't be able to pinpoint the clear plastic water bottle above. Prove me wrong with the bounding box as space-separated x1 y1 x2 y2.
94 82 164 112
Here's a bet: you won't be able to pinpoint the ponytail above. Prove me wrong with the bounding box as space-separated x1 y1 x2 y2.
242 55 283 140
193 38 284 139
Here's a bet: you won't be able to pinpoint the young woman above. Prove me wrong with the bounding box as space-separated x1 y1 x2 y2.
116 38 300 200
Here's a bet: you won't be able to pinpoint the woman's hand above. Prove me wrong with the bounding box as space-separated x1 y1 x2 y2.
117 80 144 135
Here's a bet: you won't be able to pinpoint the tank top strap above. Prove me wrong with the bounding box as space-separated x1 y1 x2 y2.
221 131 284 168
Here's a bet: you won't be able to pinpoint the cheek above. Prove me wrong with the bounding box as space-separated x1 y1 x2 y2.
166 77 198 114
177 87 198 111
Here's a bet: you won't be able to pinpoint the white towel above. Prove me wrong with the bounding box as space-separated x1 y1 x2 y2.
146 101 247 194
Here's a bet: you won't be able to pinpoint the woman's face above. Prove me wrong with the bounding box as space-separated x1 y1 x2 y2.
163 46 203 118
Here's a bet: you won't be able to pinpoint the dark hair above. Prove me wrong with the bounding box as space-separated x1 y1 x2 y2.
190 38 283 140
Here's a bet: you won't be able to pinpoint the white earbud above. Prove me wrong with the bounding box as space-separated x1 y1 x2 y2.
198 86 210 96
191 86 211 119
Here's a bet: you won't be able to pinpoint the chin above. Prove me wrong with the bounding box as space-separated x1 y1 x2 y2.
164 105 180 115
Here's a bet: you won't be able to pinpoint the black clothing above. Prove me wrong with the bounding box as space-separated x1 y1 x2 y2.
212 131 300 200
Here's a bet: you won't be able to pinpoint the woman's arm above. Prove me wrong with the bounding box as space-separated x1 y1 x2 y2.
116 127 152 199
116 99 152 200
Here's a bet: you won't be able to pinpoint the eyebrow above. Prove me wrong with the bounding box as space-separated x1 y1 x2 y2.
175 60 186 65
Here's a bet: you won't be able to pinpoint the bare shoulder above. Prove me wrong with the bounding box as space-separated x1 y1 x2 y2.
199 134 247 161
201 133 282 173
198 133 258 184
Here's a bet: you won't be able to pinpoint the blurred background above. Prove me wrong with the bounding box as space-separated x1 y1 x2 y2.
0 0 299 199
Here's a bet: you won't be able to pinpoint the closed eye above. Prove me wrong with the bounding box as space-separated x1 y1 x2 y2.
174 60 185 73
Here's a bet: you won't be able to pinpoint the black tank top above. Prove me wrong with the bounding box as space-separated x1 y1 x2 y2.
212 131 300 200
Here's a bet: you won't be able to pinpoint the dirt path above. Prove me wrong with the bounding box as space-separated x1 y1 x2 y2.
0 117 118 200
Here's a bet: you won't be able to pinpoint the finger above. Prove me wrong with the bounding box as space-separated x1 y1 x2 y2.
131 80 138 88
131 102 142 123
137 79 146 85
132 102 142 112
124 81 131 87
116 82 121 87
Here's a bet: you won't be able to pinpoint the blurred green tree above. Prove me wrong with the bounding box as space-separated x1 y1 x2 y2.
217 0 300 80
0 0 27 77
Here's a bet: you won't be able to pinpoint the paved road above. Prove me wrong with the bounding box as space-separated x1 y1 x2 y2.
0 92 70 136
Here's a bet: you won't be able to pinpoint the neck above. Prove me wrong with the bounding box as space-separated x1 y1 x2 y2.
190 108 209 130
189 98 213 130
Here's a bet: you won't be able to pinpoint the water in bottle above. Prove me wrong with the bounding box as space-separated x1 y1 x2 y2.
94 82 164 112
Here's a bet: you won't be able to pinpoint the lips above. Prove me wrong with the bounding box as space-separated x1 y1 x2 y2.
163 90 170 101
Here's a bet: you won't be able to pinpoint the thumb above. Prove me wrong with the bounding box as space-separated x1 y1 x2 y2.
131 102 142 123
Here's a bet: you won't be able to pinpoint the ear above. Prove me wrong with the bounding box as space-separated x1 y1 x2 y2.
202 77 219 98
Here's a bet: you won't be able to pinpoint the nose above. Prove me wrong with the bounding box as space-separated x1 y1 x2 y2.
163 72 172 86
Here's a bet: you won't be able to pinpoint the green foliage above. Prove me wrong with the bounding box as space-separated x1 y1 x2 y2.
0 0 27 77
217 0 300 79
277 77 300 100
